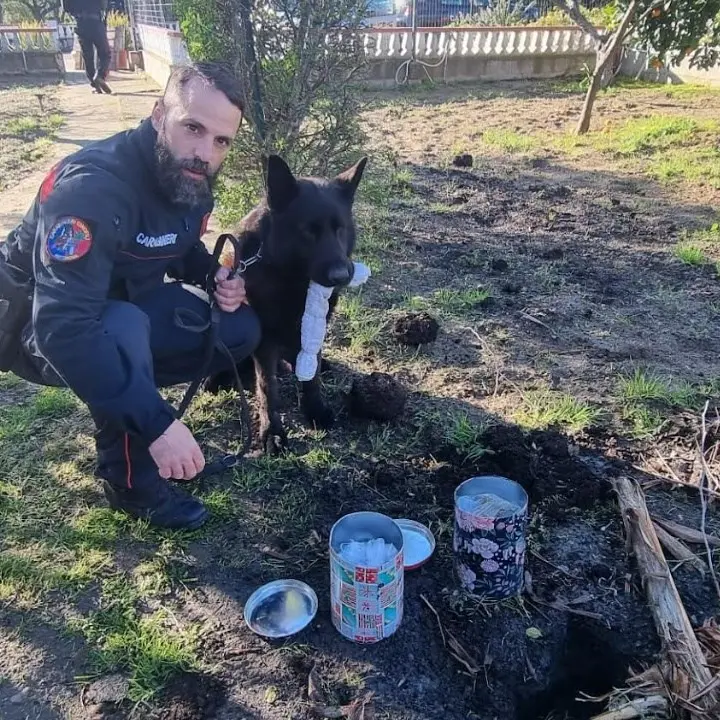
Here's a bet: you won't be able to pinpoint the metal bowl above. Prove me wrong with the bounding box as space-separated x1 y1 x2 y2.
244 579 318 639
394 518 436 570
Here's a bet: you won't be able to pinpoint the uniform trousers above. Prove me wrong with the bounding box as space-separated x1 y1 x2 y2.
13 282 260 492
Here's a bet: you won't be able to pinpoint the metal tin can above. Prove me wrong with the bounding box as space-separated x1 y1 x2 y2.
329 511 405 643
453 475 529 599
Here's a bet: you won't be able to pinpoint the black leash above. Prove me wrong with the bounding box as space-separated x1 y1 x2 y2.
173 233 261 476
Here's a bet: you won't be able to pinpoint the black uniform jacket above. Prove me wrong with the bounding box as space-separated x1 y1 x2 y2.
0 116 217 445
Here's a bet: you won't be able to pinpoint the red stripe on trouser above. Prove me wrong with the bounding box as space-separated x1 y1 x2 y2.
124 433 132 489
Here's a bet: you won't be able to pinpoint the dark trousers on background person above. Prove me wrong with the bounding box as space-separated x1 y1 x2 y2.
74 13 112 86
13 282 261 529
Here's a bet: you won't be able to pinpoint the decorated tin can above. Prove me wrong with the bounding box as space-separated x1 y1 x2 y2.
453 475 529 599
329 511 405 643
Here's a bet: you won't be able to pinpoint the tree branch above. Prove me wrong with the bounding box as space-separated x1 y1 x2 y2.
551 0 603 42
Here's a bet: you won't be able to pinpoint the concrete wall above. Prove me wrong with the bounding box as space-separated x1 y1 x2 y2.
367 50 595 85
136 23 600 89
140 48 176 89
136 23 188 89
621 47 720 87
0 27 64 77
0 51 63 75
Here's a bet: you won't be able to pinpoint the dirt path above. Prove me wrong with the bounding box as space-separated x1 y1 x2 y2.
0 64 162 238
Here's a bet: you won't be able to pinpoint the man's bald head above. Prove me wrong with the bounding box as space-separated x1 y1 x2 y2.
150 62 245 207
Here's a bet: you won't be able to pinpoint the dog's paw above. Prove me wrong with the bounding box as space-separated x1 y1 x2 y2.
302 398 335 430
260 416 288 456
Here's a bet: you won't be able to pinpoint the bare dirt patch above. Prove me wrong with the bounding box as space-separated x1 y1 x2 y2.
0 76 65 193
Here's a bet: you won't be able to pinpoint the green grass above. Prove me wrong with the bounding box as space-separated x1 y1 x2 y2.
429 202 463 215
71 576 199 703
359 165 414 207
566 116 714 156
514 391 598 433
336 292 386 350
553 114 720 189
649 145 720 189
444 412 493 463
407 288 491 317
481 128 536 154
682 222 720 245
615 369 718 439
673 243 708 266
670 222 720 269
4 113 64 138
0 384 205 702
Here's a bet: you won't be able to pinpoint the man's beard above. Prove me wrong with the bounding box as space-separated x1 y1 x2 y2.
154 135 218 208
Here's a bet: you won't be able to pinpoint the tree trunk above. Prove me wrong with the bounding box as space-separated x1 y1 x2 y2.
572 0 640 135
577 65 603 134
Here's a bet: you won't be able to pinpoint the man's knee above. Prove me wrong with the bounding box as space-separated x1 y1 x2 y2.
101 301 151 349
222 305 261 360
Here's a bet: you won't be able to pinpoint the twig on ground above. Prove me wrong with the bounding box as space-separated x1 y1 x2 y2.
697 401 720 604
652 522 708 576
632 462 720 499
651 516 720 549
420 594 481 676
589 695 669 719
653 449 684 486
518 310 558 339
530 548 582 579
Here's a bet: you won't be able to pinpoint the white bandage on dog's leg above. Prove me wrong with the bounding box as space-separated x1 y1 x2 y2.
295 261 373 381
296 281 334 381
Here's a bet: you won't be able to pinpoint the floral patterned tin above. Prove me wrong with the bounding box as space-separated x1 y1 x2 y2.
453 475 529 599
329 511 405 644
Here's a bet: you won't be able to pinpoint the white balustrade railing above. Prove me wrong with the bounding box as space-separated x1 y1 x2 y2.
137 23 598 67
355 25 598 60
133 21 600 85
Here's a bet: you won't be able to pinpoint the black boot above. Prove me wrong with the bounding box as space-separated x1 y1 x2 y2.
102 476 208 530
93 419 208 531
93 74 113 94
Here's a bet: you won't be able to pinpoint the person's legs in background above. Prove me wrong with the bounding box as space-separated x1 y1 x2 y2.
74 15 112 94
74 17 97 89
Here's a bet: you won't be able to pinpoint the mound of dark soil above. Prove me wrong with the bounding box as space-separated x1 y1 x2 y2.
452 153 473 167
391 311 440 346
349 372 408 421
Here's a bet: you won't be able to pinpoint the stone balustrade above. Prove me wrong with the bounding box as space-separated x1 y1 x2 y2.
361 26 598 60
135 22 601 88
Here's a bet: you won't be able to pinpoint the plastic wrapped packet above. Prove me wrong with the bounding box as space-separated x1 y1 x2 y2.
457 492 518 518
340 538 398 566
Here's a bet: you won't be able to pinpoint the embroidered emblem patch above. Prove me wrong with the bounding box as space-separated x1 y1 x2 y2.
45 217 93 262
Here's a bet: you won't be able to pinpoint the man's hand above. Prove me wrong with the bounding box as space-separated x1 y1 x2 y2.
149 420 205 481
213 266 247 312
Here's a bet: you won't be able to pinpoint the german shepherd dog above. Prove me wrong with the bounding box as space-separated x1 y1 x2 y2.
206 154 368 454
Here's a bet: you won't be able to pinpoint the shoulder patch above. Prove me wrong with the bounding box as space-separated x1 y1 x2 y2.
45 217 93 263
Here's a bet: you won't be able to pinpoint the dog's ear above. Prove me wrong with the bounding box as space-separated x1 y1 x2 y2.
266 154 298 211
334 156 368 203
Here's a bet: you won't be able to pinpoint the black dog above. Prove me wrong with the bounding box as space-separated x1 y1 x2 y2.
205 154 368 454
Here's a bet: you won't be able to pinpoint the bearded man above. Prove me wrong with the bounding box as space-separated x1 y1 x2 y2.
0 62 260 530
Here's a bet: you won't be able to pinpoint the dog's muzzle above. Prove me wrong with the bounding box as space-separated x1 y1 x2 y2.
322 262 353 287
